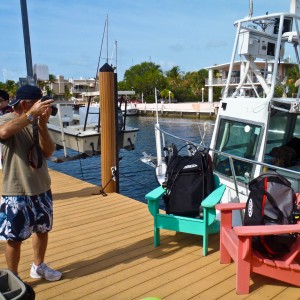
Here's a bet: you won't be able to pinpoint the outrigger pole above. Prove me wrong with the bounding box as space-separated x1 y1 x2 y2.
154 88 163 177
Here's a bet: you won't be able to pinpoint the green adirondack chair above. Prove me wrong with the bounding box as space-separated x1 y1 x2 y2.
145 175 226 256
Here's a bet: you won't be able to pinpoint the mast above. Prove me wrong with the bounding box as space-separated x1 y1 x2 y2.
115 40 118 74
20 0 35 84
106 15 108 64
95 17 108 80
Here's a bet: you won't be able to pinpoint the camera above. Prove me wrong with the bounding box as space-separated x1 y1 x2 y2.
41 96 58 116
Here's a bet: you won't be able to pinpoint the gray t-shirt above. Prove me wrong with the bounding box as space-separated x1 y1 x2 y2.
0 113 51 196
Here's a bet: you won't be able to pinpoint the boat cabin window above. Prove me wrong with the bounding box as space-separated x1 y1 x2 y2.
213 118 262 183
265 110 291 153
265 110 300 168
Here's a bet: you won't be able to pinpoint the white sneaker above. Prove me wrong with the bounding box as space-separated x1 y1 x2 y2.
30 263 62 281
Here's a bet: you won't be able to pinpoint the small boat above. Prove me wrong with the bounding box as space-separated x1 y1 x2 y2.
48 102 139 158
151 0 300 225
118 95 139 116
121 102 139 116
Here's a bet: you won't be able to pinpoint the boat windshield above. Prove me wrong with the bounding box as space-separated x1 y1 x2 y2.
265 109 300 169
213 118 262 183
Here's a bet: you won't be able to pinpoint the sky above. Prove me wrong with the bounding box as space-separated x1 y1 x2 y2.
0 0 291 82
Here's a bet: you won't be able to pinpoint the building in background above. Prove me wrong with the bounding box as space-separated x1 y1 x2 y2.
205 61 297 102
46 75 99 100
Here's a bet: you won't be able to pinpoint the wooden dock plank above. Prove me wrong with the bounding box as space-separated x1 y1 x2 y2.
1 169 299 299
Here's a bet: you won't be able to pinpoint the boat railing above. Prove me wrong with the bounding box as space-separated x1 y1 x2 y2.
155 123 300 202
206 75 287 88
223 8 300 100
234 11 298 27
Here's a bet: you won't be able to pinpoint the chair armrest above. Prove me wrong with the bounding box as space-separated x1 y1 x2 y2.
145 186 166 202
201 184 226 208
233 223 300 236
216 203 246 211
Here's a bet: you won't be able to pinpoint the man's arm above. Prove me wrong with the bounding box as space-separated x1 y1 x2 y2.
38 106 55 158
0 114 31 140
38 123 55 158
0 99 54 140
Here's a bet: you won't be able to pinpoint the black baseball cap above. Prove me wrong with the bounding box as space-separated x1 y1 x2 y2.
9 84 43 106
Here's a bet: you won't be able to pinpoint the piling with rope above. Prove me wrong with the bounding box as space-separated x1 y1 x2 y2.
99 63 116 193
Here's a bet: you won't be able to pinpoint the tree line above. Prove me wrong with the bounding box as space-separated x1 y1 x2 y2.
118 62 222 103
1 62 299 102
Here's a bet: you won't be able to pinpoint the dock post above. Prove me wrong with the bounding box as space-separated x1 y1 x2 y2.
99 63 116 193
114 73 120 193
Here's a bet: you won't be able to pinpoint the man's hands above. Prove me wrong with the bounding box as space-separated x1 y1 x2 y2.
27 99 54 124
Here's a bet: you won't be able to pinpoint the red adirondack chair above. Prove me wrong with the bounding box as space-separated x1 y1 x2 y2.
216 197 300 294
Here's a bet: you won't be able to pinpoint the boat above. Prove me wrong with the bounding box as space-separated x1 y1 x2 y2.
48 101 139 158
118 96 139 116
151 0 300 225
121 102 139 116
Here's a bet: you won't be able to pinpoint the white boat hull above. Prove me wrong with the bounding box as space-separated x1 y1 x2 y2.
121 103 139 116
48 123 139 155
123 108 139 116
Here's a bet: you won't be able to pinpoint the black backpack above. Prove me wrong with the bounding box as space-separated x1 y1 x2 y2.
0 269 35 300
162 144 215 217
244 171 300 256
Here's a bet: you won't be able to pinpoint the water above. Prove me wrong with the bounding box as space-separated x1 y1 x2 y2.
48 116 215 203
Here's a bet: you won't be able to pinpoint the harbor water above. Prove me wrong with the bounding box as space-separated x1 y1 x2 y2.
48 116 215 204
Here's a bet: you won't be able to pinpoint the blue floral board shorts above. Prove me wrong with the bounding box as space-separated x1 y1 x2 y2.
0 190 53 241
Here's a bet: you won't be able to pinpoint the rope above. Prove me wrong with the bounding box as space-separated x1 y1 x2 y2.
55 141 155 195
118 170 154 187
96 168 118 197
90 167 154 196
99 168 155 195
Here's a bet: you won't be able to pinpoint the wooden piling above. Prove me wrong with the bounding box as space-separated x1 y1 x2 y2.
99 63 116 192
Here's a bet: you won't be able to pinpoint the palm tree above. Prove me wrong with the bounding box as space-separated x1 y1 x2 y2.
165 66 183 89
44 74 56 96
160 89 174 102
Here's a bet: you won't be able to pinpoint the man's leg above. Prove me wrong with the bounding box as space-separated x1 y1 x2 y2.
32 232 48 266
30 191 61 281
5 240 22 275
30 232 61 281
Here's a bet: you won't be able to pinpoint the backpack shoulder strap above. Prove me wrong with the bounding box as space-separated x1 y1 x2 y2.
263 189 284 223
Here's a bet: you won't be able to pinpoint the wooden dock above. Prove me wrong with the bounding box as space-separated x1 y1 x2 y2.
0 170 299 299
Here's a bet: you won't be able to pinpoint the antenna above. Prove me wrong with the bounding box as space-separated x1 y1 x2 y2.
249 0 253 17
